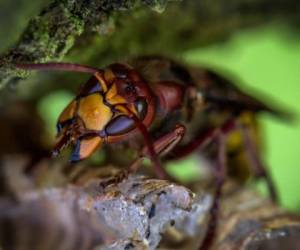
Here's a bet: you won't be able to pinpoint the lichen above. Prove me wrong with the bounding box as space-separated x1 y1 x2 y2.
0 0 179 89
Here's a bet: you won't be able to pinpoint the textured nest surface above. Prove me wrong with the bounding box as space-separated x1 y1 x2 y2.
0 157 300 250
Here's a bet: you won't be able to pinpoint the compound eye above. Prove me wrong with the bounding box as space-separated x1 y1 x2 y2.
134 98 147 120
105 115 135 136
122 82 137 98
79 75 103 96
109 63 129 79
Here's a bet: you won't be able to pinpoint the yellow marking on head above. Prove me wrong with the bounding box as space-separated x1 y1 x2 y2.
104 69 115 84
114 105 129 115
78 94 113 130
105 84 127 105
108 95 128 105
105 83 118 100
114 104 138 116
95 72 108 92
59 100 77 123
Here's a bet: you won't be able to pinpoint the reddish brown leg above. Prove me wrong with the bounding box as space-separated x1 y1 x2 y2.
100 124 186 187
163 120 234 250
167 118 235 161
131 124 186 173
238 122 278 202
199 132 227 250
129 114 167 179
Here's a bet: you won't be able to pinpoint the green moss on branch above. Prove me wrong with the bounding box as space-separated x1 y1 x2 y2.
0 0 178 89
0 0 299 90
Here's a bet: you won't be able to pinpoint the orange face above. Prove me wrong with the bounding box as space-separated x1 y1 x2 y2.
53 64 151 162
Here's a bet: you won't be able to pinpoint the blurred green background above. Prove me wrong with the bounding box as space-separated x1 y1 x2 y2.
34 22 300 212
175 23 300 211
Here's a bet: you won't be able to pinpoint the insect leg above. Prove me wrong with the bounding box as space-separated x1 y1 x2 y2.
129 114 167 179
199 132 227 250
238 122 278 202
160 120 234 249
167 119 235 160
100 124 186 187
143 125 186 157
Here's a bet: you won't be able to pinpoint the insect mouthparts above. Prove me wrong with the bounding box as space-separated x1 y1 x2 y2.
51 149 60 158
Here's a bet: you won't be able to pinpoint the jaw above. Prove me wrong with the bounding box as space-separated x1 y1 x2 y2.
51 128 74 158
52 118 79 157
53 118 103 162
69 136 102 163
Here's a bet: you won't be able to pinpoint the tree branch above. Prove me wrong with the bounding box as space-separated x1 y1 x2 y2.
0 0 299 89
0 0 179 89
